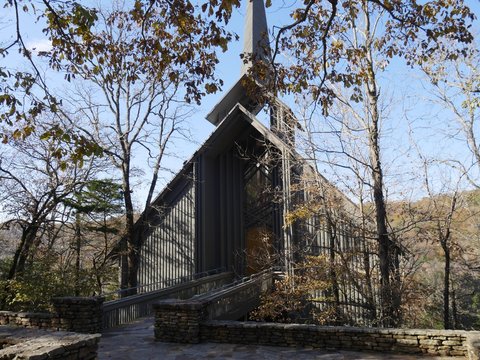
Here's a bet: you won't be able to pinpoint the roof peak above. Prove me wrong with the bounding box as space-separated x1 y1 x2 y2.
241 0 271 77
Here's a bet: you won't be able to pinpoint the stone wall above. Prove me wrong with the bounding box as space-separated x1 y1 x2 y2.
52 297 104 334
154 296 480 359
199 321 480 358
0 311 53 329
154 270 273 343
154 300 205 343
0 296 104 334
0 326 100 360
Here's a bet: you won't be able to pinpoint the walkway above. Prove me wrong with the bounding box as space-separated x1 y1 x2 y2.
98 318 464 360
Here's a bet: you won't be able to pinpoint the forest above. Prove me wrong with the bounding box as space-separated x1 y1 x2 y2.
0 0 479 330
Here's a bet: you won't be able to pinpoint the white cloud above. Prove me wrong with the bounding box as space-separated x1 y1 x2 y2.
26 38 52 54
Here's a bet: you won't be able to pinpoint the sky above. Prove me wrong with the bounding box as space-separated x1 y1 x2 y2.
1 0 480 211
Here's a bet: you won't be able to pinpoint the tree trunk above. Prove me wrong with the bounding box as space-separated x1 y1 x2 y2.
391 244 402 324
370 140 393 326
8 225 38 280
365 65 395 327
327 220 341 322
123 174 138 295
8 232 28 281
363 17 396 324
363 243 377 323
75 212 82 296
451 287 457 330
2 226 38 308
359 198 377 324
443 241 451 329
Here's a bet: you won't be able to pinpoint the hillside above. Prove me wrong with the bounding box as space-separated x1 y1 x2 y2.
388 189 480 329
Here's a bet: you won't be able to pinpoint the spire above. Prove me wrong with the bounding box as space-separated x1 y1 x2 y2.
241 0 271 77
205 0 272 126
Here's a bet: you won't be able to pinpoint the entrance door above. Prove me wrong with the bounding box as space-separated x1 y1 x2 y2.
245 226 274 275
243 157 275 275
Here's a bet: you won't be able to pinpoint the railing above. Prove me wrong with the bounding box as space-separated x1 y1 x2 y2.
103 268 226 300
194 269 274 321
102 270 232 330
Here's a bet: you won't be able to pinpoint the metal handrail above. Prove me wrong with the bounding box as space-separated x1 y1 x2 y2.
191 268 274 301
103 267 226 299
102 269 232 329
103 272 233 309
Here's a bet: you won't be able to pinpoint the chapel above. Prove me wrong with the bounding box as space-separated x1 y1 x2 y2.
126 0 378 325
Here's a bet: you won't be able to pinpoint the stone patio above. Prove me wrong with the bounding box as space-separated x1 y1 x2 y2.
98 317 465 360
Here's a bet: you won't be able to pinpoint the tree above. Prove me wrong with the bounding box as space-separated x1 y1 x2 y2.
0 116 105 307
45 4 179 292
63 179 124 296
251 255 336 324
250 0 475 327
0 120 96 281
421 45 480 189
285 168 379 325
286 2 394 326
414 38 480 328
1 0 240 157
419 159 462 329
23 0 241 291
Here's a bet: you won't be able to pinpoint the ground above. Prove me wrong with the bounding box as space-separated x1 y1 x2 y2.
98 317 465 360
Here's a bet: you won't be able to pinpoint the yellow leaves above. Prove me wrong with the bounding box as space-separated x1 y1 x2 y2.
205 83 218 93
421 4 439 19
250 256 335 324
382 0 393 12
168 71 178 83
37 125 103 169
292 8 305 21
461 97 480 111
285 202 323 225
133 0 143 14
176 14 191 34
331 39 343 50
11 129 23 140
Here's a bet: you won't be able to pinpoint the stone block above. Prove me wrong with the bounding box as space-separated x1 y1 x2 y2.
442 340 462 346
396 338 418 346
419 339 441 346
0 327 100 359
376 337 395 344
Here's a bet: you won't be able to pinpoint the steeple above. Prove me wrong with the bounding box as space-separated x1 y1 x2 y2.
205 0 272 126
241 0 271 77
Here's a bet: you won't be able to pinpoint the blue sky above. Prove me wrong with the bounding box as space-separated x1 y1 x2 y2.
1 0 480 209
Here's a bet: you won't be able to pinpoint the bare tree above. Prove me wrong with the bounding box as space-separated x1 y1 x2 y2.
421 45 480 189
419 158 463 329
291 2 402 325
0 119 97 281
46 3 199 292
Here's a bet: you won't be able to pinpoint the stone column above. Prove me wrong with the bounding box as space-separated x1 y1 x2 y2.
153 299 206 344
51 297 104 334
